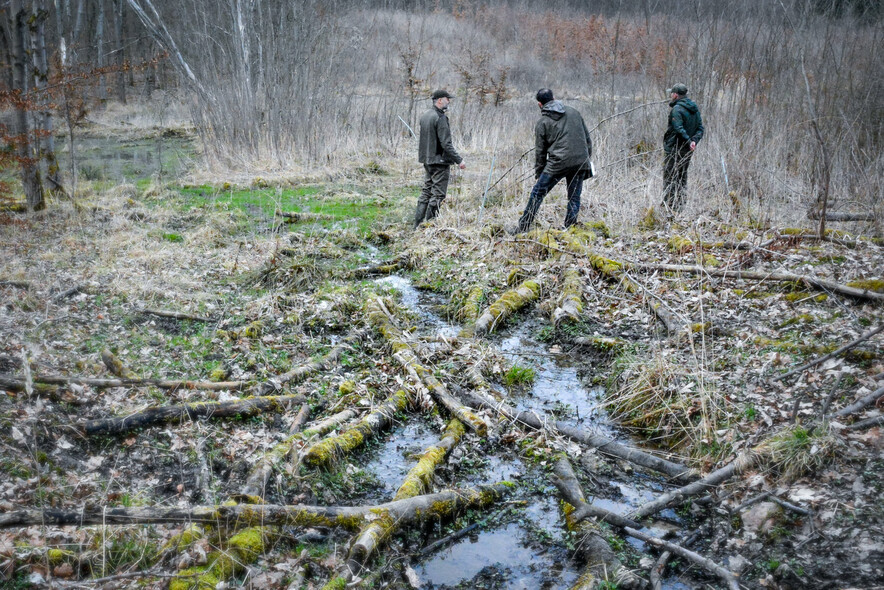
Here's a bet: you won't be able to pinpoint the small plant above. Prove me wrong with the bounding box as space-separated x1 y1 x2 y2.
762 423 843 481
503 364 536 387
744 404 757 421
162 232 184 243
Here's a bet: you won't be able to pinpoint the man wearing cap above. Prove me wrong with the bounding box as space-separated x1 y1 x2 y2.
516 88 593 233
415 89 466 228
662 83 704 213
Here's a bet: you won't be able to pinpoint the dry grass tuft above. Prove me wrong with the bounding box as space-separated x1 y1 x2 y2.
759 423 844 482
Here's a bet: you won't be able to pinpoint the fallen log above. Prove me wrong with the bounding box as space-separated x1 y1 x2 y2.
551 269 584 326
553 459 646 589
347 256 409 279
630 263 884 303
0 483 513 529
80 394 305 436
629 452 758 520
276 210 336 222
345 418 467 577
456 388 696 482
252 336 357 395
846 415 884 430
367 298 488 435
473 277 543 335
300 390 410 468
555 458 738 590
776 324 884 382
807 211 876 222
0 373 251 392
0 279 31 289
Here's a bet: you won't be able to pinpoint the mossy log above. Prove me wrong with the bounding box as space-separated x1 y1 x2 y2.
171 526 270 590
239 408 358 499
347 255 410 279
554 459 645 590
632 263 884 303
457 388 697 482
0 483 514 529
301 390 410 468
345 419 467 576
629 452 758 520
556 458 738 590
459 284 486 323
101 349 138 379
552 269 584 326
366 298 488 435
80 394 306 436
276 210 336 222
474 278 542 335
0 373 251 392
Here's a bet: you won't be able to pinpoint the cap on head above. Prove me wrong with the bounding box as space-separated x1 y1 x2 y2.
536 88 554 105
667 83 688 96
432 89 454 101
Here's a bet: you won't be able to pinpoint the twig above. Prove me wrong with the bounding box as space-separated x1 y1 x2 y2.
589 99 668 133
481 147 534 196
137 308 212 322
50 569 197 588
832 385 884 418
52 284 86 302
776 324 884 382
846 415 884 431
769 495 813 517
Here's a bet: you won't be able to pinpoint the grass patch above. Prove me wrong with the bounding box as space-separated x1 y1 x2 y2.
503 364 536 387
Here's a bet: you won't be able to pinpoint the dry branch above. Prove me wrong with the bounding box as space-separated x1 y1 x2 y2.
80 394 305 435
807 211 876 222
846 415 884 430
555 458 737 590
0 373 250 392
137 308 212 322
631 263 884 302
456 388 696 482
776 324 884 382
300 390 410 468
367 298 488 435
833 385 884 418
0 279 31 289
253 336 356 395
629 452 758 520
0 483 513 529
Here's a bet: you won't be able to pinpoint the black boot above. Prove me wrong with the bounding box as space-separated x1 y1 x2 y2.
413 202 428 229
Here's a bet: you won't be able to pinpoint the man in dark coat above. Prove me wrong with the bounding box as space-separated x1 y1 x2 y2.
516 88 593 233
415 89 466 228
662 83 704 213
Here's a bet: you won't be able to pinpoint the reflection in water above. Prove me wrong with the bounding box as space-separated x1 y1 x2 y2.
61 136 194 182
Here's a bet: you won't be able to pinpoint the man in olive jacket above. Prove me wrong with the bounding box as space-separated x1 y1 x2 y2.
662 83 704 213
415 89 466 228
517 88 593 233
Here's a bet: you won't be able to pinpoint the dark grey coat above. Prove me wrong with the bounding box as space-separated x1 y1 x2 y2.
664 98 704 153
418 106 463 166
534 100 592 178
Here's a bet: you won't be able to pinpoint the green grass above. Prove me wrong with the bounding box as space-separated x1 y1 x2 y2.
503 364 536 387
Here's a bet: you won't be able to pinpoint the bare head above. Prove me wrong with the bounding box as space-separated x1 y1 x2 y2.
536 88 554 108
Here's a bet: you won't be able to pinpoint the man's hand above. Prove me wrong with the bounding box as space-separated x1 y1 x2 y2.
689 141 697 151
459 162 466 170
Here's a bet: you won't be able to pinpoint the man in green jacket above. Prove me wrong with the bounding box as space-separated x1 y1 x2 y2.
662 83 704 213
415 89 466 228
516 88 593 233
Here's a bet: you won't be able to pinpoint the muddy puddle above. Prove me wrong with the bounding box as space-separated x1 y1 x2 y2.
368 275 700 589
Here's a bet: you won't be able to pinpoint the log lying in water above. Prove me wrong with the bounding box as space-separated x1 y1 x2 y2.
473 278 542 335
80 394 306 436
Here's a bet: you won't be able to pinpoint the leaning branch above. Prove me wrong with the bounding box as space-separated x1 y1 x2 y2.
775 324 884 382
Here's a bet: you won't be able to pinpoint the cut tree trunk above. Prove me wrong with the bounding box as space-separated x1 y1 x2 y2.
80 394 305 435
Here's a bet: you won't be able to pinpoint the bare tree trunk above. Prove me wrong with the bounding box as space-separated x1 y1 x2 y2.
96 0 106 102
31 2 65 197
113 0 126 103
12 2 45 211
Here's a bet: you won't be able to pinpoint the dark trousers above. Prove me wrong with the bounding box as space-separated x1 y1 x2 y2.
518 170 585 233
414 164 451 227
662 148 693 212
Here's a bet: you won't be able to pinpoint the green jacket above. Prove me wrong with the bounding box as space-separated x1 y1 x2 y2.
535 100 592 178
418 106 462 166
664 98 704 153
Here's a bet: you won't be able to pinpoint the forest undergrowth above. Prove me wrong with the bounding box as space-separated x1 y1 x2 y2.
1 120 883 590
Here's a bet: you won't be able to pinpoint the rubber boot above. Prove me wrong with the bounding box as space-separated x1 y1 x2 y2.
413 202 428 229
